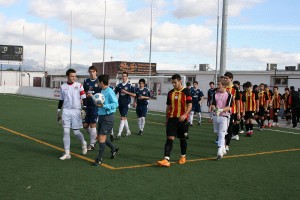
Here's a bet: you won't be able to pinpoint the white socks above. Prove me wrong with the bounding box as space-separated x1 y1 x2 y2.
63 128 71 152
73 129 86 145
189 111 194 124
89 127 97 145
124 119 130 133
198 112 202 123
118 120 125 136
138 117 146 131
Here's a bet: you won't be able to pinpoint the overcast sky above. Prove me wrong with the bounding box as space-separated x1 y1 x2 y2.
0 0 299 72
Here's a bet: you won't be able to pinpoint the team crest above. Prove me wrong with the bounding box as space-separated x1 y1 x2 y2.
74 86 78 90
175 95 178 99
95 84 98 87
125 87 128 90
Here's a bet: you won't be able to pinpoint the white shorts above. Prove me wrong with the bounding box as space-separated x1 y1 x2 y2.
62 109 83 129
213 116 229 135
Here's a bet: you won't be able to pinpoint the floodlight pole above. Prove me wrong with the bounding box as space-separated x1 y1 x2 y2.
148 0 153 94
219 0 228 76
102 0 107 74
214 0 220 85
69 11 73 69
43 23 47 87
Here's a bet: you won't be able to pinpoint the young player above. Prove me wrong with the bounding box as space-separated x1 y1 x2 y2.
257 83 269 130
114 71 136 139
282 88 291 125
133 78 151 135
223 72 240 151
83 66 100 150
157 74 192 167
189 81 204 126
207 81 215 122
93 74 119 166
270 86 281 127
264 84 273 127
57 69 88 160
242 82 259 136
211 80 233 160
239 82 246 134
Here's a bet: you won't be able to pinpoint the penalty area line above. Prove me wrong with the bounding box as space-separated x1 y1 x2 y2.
0 125 115 170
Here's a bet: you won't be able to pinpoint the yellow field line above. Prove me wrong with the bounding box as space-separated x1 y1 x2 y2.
0 125 115 170
113 148 300 170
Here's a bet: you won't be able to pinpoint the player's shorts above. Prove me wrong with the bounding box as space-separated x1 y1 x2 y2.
213 115 229 135
258 106 265 116
83 106 98 124
166 118 189 139
97 113 114 135
62 109 83 129
265 106 271 114
273 108 280 114
284 109 291 115
244 111 255 120
192 103 201 113
119 104 129 117
136 105 148 118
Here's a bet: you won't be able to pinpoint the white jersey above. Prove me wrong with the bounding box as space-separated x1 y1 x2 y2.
60 82 86 110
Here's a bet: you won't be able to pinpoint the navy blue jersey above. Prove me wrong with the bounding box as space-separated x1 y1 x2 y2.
191 88 204 104
83 78 100 106
115 82 135 106
135 87 151 106
207 88 216 106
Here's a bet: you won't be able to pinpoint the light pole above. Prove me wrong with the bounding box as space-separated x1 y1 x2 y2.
26 72 30 86
102 0 107 74
274 66 277 87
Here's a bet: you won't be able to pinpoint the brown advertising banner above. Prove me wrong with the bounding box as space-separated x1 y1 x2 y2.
117 62 156 75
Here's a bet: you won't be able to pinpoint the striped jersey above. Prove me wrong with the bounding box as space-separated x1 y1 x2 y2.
242 90 259 112
272 93 282 109
266 90 273 105
258 91 269 107
60 82 86 110
226 85 240 114
166 87 192 118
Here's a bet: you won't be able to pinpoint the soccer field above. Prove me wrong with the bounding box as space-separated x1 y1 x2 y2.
0 94 300 200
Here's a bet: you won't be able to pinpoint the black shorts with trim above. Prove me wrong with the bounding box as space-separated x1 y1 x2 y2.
244 111 255 120
166 118 189 139
258 106 265 116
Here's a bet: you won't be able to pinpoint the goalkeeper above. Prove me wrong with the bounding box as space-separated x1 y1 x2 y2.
57 69 88 160
211 80 233 160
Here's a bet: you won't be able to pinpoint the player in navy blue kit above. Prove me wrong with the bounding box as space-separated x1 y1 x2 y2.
133 78 151 135
114 71 136 139
189 81 204 126
83 66 100 150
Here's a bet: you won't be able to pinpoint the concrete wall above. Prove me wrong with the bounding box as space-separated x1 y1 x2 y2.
0 71 45 87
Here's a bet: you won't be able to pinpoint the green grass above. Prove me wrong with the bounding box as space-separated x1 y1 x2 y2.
0 94 300 200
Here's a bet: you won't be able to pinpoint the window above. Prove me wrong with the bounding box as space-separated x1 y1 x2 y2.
273 76 288 86
187 76 195 83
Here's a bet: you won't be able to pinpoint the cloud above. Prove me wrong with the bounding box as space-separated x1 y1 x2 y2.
0 0 19 7
172 0 264 19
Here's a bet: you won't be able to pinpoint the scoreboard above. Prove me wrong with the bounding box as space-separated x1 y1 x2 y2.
0 45 23 61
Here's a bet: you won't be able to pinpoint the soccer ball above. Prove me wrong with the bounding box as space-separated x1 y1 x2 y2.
92 93 105 106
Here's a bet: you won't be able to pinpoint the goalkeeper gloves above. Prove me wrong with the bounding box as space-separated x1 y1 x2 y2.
214 107 224 116
57 109 62 126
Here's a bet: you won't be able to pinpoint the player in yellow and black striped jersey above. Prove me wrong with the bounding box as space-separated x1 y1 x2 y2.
270 86 281 127
264 84 273 127
257 83 269 130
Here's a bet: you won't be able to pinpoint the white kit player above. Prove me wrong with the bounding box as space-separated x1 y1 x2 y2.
57 69 88 160
211 80 233 160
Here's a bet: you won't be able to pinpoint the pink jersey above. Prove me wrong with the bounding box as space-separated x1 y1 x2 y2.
60 82 86 110
212 91 233 117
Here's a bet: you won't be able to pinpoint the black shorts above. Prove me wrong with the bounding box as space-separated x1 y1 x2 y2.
97 114 114 135
166 118 189 139
258 106 265 116
244 111 255 120
284 109 291 115
273 108 280 114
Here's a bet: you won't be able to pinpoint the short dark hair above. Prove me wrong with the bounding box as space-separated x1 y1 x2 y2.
171 74 181 81
224 72 233 79
66 68 76 76
98 74 110 85
233 80 240 86
245 81 252 88
122 71 129 77
186 82 191 87
209 81 214 85
139 78 146 84
88 65 97 72
290 86 295 90
273 86 278 90
193 81 198 85
285 87 290 91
